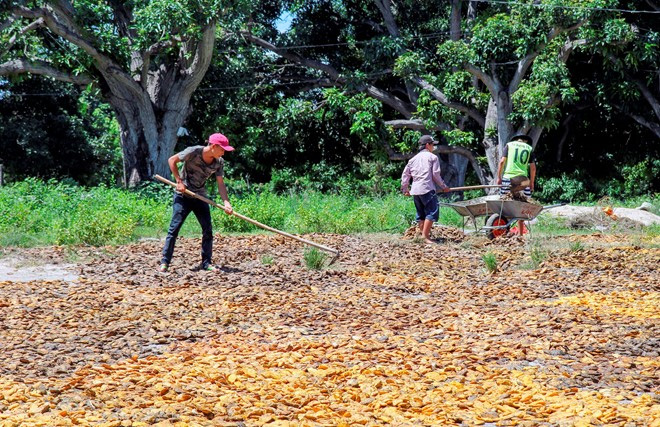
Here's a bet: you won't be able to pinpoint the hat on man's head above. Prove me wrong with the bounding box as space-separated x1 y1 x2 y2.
418 135 439 149
510 134 533 144
208 133 234 151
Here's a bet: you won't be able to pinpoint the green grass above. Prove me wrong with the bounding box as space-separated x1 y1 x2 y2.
303 247 327 270
569 240 586 252
482 252 498 273
0 179 656 248
0 178 419 247
518 238 551 270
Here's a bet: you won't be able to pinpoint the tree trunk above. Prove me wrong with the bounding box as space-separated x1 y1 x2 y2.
438 153 469 200
108 84 189 187
482 99 499 181
496 90 513 152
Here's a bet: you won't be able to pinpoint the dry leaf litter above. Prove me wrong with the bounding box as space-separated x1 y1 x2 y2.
1 232 658 426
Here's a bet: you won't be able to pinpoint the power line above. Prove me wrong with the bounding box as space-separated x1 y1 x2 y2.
2 93 69 97
248 10 657 53
469 0 660 14
259 29 458 50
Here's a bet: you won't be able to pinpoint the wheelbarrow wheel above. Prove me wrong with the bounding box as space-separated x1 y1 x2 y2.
486 213 509 240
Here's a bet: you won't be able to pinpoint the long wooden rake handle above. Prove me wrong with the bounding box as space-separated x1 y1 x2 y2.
154 175 340 260
448 185 504 191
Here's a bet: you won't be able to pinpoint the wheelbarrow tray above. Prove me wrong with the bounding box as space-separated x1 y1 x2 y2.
485 199 544 221
441 195 501 218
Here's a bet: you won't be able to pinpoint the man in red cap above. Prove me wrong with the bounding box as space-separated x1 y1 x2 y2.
160 133 234 272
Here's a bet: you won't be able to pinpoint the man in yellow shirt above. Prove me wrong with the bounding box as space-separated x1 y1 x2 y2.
496 134 537 198
496 134 537 236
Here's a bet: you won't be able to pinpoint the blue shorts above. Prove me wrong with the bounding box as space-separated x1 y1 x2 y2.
413 190 439 222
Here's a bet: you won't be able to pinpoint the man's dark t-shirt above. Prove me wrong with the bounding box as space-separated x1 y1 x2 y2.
176 146 224 197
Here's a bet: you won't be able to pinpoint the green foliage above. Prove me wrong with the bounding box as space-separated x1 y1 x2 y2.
303 247 327 270
414 91 458 130
78 89 123 185
435 40 477 68
56 204 136 246
482 252 498 273
0 177 463 246
569 241 585 253
0 178 165 246
267 159 401 198
260 254 274 265
470 14 525 62
618 159 660 198
393 52 427 77
537 173 594 203
324 89 383 147
529 243 549 268
0 78 121 186
441 129 477 148
511 81 562 128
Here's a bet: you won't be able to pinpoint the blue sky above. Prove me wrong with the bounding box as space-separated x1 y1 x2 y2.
275 11 293 33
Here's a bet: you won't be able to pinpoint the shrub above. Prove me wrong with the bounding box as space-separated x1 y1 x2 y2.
537 173 593 203
620 159 660 198
528 242 549 269
569 241 585 252
482 252 498 273
303 247 327 270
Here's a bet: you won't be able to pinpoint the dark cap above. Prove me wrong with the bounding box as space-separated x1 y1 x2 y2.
510 134 533 144
418 135 439 149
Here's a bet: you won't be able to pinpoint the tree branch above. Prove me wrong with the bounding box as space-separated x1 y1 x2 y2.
373 0 399 37
509 28 560 93
243 31 416 117
371 0 419 104
382 140 487 184
633 78 660 121
509 21 587 93
559 38 587 63
2 18 44 55
613 104 660 139
412 77 485 126
364 85 416 118
108 0 137 41
181 22 217 94
242 31 341 80
0 17 15 32
465 63 498 98
11 4 143 98
0 58 92 86
384 119 432 131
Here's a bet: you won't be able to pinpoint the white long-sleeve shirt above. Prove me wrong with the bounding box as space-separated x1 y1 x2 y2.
401 151 448 195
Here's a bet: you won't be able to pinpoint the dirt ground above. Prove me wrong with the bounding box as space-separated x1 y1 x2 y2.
0 230 658 426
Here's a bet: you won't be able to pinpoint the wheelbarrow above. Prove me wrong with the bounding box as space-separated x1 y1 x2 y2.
482 199 564 239
439 195 502 232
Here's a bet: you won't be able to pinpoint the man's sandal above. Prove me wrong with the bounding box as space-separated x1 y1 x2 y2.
159 264 169 272
202 264 219 272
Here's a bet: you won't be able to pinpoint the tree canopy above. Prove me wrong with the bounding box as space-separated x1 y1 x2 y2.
1 0 658 195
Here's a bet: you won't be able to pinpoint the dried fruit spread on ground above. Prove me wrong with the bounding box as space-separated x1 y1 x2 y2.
1 232 658 426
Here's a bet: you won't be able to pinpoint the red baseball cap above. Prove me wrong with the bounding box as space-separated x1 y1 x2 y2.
208 133 234 151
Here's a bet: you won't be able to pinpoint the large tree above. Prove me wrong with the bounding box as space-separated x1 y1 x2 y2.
0 0 254 186
244 0 621 183
593 0 660 139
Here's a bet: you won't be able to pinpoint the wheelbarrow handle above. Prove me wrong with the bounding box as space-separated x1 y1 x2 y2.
541 203 566 210
447 185 504 191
